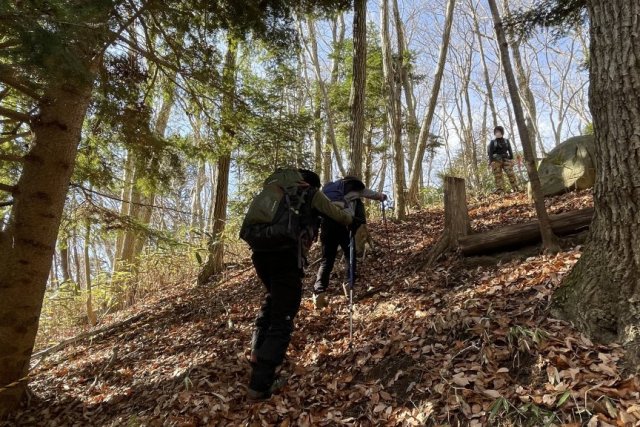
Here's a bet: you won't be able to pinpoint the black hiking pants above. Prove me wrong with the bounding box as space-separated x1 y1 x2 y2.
314 218 351 294
249 249 303 392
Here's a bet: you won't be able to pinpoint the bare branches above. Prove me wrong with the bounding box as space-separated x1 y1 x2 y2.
0 106 30 123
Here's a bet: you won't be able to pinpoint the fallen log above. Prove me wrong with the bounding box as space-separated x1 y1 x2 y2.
30 312 144 363
459 207 594 256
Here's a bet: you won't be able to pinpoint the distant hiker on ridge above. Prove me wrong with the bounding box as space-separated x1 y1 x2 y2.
313 176 387 309
239 168 354 400
488 126 520 193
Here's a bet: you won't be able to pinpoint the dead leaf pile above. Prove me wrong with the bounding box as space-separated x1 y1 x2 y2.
7 191 639 427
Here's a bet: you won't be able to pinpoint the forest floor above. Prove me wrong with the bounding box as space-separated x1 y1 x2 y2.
6 191 640 426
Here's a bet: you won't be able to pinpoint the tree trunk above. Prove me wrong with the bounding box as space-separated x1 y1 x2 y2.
407 0 456 206
364 125 374 189
198 36 238 286
380 0 407 219
503 0 539 160
348 0 367 178
114 152 135 265
313 88 323 174
0 83 93 416
304 17 347 177
423 176 471 267
552 0 640 366
131 77 176 260
394 0 419 176
84 220 97 327
60 241 71 284
472 0 498 128
487 0 560 253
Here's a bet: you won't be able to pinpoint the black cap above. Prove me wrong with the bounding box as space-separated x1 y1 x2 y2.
342 176 365 193
299 169 321 189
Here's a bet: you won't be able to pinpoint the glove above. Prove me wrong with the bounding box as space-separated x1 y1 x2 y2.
379 193 388 201
492 153 501 161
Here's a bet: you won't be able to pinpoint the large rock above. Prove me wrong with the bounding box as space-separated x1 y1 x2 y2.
529 135 596 197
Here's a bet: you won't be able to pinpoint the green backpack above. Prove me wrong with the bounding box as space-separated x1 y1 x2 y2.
240 169 317 252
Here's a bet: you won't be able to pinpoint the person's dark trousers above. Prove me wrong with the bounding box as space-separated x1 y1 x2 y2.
249 249 303 393
314 218 351 294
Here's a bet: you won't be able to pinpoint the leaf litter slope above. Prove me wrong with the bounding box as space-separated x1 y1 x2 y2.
7 191 640 426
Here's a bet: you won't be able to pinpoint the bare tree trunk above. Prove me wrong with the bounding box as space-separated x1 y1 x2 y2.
381 0 407 219
303 17 347 177
313 88 323 174
393 0 419 176
471 0 498 127
364 125 374 189
487 0 559 252
348 0 367 178
132 76 176 258
552 0 640 366
114 152 134 264
84 220 97 327
0 83 93 415
503 0 539 159
198 36 238 286
407 0 456 206
60 241 71 284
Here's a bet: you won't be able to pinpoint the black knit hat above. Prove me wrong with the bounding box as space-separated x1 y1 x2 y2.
494 126 505 135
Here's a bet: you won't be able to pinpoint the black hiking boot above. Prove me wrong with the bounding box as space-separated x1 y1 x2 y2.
247 376 288 401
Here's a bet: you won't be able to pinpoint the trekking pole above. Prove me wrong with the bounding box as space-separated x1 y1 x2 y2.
348 228 357 350
381 200 391 249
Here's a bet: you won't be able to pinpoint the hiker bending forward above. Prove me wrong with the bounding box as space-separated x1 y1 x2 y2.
313 176 386 309
488 126 520 193
240 169 353 399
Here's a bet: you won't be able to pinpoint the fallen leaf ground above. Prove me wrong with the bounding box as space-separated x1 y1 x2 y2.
6 191 640 426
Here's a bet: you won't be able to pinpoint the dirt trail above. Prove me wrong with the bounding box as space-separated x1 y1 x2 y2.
7 191 640 426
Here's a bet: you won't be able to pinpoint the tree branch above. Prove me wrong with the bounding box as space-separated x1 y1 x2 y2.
0 153 24 163
0 199 14 207
0 64 40 100
0 183 16 194
0 132 30 144
0 106 30 123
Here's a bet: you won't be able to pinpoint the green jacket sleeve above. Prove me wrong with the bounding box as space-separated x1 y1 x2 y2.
311 191 353 225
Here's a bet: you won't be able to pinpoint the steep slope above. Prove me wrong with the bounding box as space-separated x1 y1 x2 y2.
5 191 640 426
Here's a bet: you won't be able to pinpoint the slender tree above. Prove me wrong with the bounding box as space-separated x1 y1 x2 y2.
407 0 456 206
380 0 407 219
486 0 560 252
198 36 239 286
348 0 367 177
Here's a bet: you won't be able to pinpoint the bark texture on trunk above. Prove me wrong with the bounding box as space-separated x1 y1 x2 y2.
198 36 238 286
552 0 640 367
348 0 366 178
0 84 93 416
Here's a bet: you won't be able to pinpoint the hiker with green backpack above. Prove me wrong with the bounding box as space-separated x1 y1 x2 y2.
239 168 355 400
